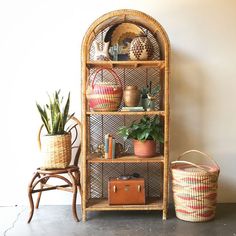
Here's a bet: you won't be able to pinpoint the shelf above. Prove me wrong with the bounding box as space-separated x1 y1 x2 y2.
86 60 165 69
86 198 163 211
88 155 164 163
82 9 170 221
86 111 165 116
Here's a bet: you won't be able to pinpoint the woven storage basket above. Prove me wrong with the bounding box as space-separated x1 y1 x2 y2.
171 150 220 222
40 133 71 169
86 68 123 111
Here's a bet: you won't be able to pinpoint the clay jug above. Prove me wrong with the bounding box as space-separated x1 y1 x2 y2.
123 86 141 107
94 41 110 61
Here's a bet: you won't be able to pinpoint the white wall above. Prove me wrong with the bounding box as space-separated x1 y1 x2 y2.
1 0 236 205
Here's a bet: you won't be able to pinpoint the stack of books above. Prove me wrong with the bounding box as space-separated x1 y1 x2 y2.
121 106 144 112
104 134 116 159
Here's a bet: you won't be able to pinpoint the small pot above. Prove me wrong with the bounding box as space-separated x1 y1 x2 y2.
141 98 155 111
133 139 156 158
123 86 140 107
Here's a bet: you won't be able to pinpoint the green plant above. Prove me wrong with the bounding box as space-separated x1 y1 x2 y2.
36 90 74 135
118 115 164 143
141 81 161 98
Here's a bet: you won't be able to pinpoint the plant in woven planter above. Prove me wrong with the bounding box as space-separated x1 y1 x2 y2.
118 115 163 158
36 90 74 169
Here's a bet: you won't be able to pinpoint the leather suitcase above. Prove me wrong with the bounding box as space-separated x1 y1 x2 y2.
108 178 145 205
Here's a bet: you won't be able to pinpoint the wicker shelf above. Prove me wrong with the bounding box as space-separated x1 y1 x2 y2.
86 60 165 69
88 155 164 163
86 111 165 116
86 198 163 211
81 9 170 221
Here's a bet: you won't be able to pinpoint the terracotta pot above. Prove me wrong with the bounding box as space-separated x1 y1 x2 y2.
133 139 156 158
123 86 140 107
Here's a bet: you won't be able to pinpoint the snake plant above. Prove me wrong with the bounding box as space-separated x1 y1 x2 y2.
36 90 74 135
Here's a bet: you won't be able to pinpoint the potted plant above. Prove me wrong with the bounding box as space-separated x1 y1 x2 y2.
141 81 161 111
36 90 74 169
118 115 164 158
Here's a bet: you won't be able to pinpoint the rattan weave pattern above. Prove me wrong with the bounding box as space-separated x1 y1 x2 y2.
87 67 162 112
89 162 163 199
40 133 71 169
89 115 162 154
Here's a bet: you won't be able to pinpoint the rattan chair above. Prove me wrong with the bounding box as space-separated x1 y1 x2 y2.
27 117 82 223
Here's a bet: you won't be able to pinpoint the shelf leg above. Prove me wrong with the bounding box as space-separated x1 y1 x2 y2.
82 211 87 222
162 209 167 220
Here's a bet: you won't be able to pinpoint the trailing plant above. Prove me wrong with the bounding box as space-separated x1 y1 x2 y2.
118 115 164 143
36 90 74 135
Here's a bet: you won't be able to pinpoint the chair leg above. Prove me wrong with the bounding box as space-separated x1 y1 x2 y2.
35 175 49 209
68 172 79 222
35 182 43 209
74 170 82 196
27 188 34 223
27 172 38 223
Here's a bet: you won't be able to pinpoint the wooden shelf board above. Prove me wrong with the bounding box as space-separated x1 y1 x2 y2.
86 60 165 69
88 154 164 163
86 198 163 211
86 111 165 116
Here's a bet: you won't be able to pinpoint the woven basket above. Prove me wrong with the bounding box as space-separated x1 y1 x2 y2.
40 133 71 169
86 68 123 111
171 150 220 222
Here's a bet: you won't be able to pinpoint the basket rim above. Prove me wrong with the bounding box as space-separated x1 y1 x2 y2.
171 164 219 173
42 132 71 137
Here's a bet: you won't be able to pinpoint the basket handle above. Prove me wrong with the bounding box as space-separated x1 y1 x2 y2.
171 150 220 173
90 68 122 89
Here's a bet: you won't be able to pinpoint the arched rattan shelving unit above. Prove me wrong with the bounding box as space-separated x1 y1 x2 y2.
81 9 170 221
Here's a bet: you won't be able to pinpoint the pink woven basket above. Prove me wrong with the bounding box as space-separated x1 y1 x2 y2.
171 150 220 222
86 68 123 111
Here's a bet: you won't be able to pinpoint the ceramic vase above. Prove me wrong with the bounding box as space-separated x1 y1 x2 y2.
94 41 110 61
129 36 153 60
123 86 141 107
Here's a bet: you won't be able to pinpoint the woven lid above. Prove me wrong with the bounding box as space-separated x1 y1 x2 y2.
172 164 219 176
174 164 217 172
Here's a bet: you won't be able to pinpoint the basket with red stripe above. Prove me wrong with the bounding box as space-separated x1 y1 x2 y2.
86 68 123 111
171 150 220 222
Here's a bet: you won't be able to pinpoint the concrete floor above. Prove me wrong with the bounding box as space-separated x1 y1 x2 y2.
1 204 236 236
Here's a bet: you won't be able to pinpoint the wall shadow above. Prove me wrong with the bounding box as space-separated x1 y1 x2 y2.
170 48 206 161
168 48 236 203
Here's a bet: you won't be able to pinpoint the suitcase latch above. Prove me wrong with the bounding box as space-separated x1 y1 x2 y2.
113 185 117 192
137 185 141 192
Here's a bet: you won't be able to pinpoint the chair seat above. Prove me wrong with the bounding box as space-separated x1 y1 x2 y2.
37 165 79 175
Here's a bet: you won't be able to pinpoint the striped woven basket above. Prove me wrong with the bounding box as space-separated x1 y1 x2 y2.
171 150 220 222
86 68 123 112
40 133 72 169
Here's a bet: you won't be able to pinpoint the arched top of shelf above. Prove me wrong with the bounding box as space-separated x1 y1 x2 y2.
82 9 170 60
